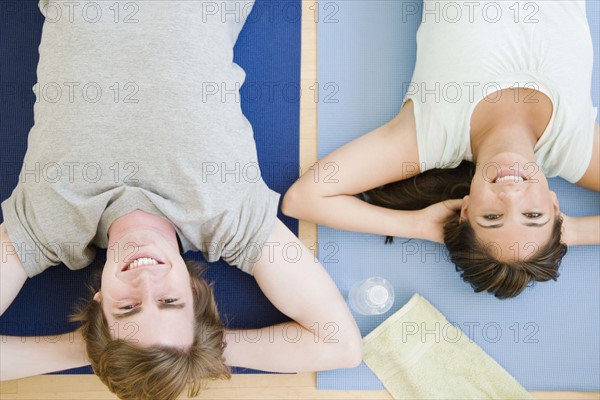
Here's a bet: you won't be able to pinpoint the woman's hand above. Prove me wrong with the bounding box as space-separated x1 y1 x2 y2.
560 213 600 246
416 199 463 243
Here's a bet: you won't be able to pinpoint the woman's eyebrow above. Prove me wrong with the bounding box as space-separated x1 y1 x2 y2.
476 222 503 229
523 220 550 227
475 220 550 229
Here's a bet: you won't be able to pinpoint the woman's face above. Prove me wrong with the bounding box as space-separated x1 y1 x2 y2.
96 229 195 349
461 156 560 261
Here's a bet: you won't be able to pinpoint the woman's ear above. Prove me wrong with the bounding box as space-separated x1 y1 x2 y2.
550 191 560 217
459 195 470 223
93 291 102 302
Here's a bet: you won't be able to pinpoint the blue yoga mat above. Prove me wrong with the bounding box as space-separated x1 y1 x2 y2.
317 0 600 392
0 0 300 374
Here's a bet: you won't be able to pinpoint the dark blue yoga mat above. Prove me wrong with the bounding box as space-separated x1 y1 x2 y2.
0 0 300 374
316 0 600 392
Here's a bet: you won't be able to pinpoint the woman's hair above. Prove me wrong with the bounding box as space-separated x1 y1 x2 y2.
363 161 567 299
71 259 230 400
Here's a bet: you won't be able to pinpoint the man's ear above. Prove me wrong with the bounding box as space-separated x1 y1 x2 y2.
459 195 470 223
93 291 102 302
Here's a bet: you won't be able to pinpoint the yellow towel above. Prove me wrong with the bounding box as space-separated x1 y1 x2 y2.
363 293 533 400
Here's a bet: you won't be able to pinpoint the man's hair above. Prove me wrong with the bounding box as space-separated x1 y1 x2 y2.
71 259 230 400
362 161 568 298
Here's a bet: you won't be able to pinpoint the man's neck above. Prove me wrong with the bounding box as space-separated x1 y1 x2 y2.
107 209 178 250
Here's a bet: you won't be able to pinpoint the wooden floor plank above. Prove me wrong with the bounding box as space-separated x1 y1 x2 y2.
0 379 18 394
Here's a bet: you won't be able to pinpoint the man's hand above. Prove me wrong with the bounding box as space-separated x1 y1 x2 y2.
0 330 89 381
223 219 362 373
1 223 28 317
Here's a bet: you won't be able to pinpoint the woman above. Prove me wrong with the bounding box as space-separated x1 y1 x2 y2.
0 0 362 398
283 0 599 299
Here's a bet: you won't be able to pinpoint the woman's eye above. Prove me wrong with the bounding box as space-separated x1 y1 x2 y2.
524 213 542 218
119 304 137 310
161 298 178 304
484 214 501 220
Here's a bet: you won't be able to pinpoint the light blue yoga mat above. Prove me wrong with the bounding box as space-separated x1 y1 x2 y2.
317 0 600 392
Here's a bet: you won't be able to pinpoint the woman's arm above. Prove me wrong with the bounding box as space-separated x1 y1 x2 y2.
282 100 430 240
1 223 28 316
561 214 600 246
565 123 600 246
575 123 599 192
222 219 362 372
0 330 90 381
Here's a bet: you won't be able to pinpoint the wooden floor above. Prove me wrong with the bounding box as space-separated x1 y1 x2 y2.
1 374 599 400
1 2 598 399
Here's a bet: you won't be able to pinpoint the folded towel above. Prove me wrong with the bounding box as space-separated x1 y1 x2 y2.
363 293 533 399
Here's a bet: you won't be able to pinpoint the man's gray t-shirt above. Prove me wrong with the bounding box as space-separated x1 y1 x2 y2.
1 0 280 277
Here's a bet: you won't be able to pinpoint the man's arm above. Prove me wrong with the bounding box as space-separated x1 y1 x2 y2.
561 214 600 246
1 223 28 316
222 219 362 372
0 330 90 381
1 223 90 381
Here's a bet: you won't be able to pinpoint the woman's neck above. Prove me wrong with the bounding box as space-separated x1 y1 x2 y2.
470 88 552 166
471 123 537 166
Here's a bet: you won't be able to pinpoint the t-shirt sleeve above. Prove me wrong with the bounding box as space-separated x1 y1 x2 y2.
1 180 99 277
402 96 468 173
566 106 598 183
226 0 256 44
535 105 598 183
199 180 280 275
1 184 61 277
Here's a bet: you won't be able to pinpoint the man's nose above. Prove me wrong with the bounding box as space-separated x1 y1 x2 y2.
119 265 170 285
132 270 156 289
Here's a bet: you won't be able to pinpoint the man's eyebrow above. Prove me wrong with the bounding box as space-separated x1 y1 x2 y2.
158 302 186 310
111 303 186 320
112 307 143 320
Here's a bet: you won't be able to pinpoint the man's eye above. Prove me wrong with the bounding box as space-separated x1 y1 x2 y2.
484 214 501 220
524 213 542 218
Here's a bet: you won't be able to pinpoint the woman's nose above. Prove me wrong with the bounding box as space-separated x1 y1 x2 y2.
498 186 523 198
